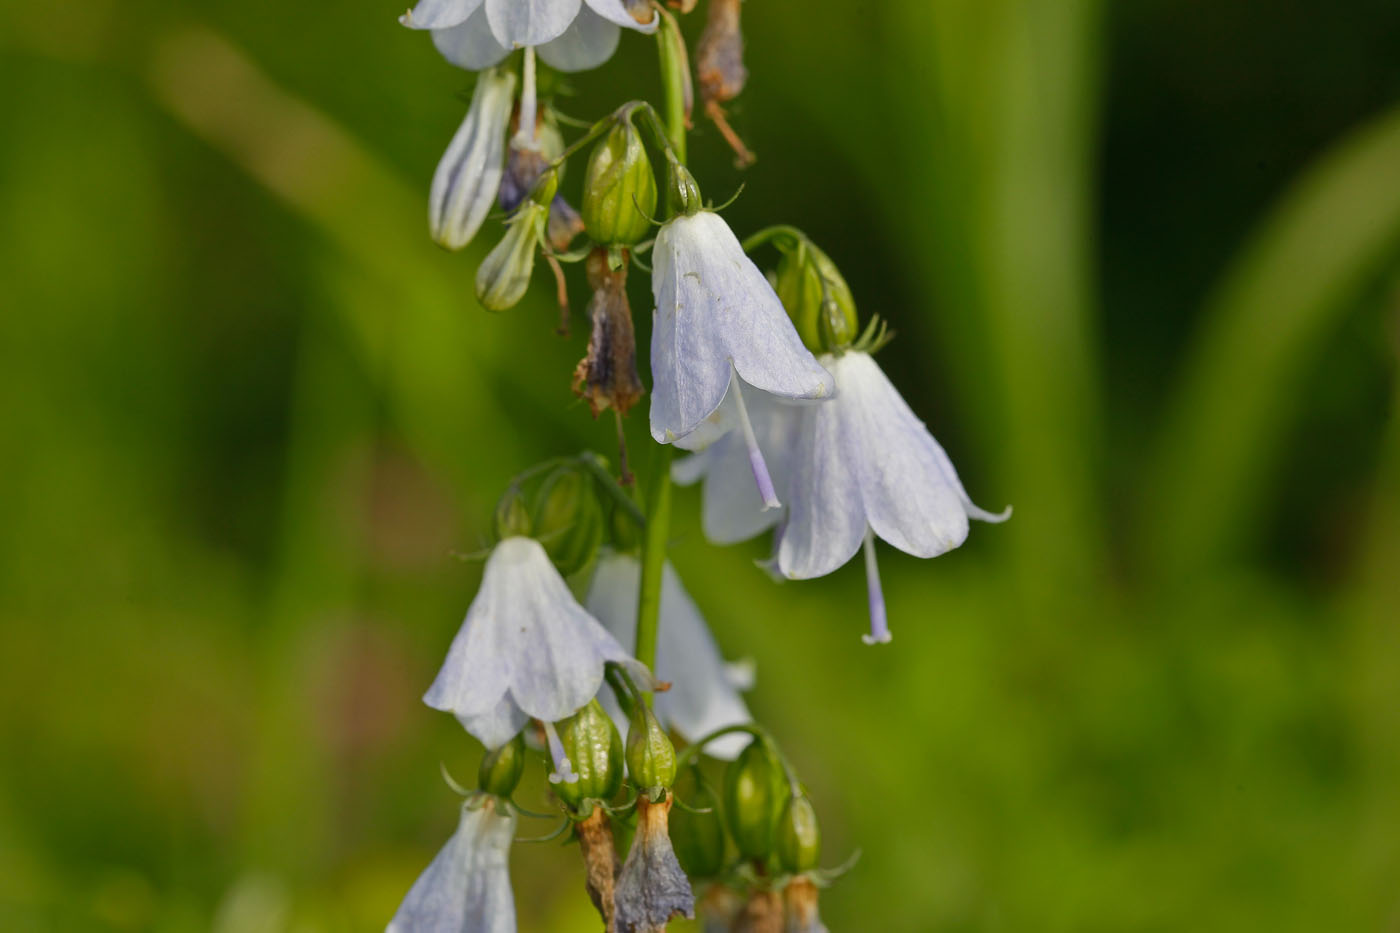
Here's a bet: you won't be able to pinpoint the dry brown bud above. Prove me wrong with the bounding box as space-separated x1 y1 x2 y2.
573 248 645 417
577 808 622 932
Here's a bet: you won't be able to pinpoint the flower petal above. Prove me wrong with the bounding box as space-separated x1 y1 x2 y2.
485 0 581 48
838 352 970 558
776 385 867 579
455 693 530 750
585 553 752 759
400 0 484 31
649 212 834 444
427 67 515 250
388 799 517 933
536 7 620 71
432 5 512 70
583 0 657 32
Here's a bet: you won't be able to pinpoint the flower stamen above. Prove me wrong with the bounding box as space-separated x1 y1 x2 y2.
860 530 891 645
543 719 581 785
730 374 781 511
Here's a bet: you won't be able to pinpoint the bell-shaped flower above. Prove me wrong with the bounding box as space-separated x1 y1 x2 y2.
429 67 516 251
387 796 517 933
402 0 656 73
650 210 834 508
672 386 804 546
424 536 651 749
585 550 753 759
775 351 1010 644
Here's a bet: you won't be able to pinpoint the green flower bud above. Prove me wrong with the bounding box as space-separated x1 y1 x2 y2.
554 700 624 810
669 768 726 878
477 732 526 798
530 466 604 577
582 115 657 246
493 487 532 541
775 792 820 874
475 201 547 311
774 239 857 353
723 739 785 861
666 161 703 218
625 704 677 792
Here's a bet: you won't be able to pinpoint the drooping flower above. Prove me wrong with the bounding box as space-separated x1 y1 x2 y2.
401 0 656 74
671 386 802 546
586 550 753 759
424 536 650 749
775 350 1010 644
387 795 517 933
428 66 516 251
650 210 834 507
614 795 695 933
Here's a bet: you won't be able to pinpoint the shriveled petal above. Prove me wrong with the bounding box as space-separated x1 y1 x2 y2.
400 0 484 30
585 553 752 759
649 212 833 444
536 7 620 71
485 0 580 48
583 0 658 32
428 67 515 250
432 5 512 70
615 797 694 932
837 352 970 559
387 799 517 933
776 387 867 579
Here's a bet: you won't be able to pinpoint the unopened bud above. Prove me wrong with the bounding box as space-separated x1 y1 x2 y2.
667 161 703 218
493 488 532 541
477 732 526 798
554 700 624 811
775 239 857 353
530 465 604 577
583 115 657 246
626 704 677 792
475 201 547 311
428 67 516 251
723 739 784 861
775 792 820 874
669 767 726 878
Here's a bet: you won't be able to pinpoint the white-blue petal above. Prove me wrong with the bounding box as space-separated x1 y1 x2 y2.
776 380 866 579
428 67 515 249
400 0 484 31
387 799 517 933
582 0 657 33
485 0 581 48
536 6 620 72
432 5 512 70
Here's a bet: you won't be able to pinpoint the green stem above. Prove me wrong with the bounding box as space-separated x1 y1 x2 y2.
654 5 690 164
675 723 802 794
740 224 806 253
633 443 673 701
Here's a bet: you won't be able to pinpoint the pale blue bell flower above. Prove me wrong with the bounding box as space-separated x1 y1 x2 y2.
424 536 652 749
401 0 656 73
650 211 835 508
429 67 516 250
775 351 1010 644
387 796 517 933
586 550 754 760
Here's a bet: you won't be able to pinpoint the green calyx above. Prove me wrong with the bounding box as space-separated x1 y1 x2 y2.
493 487 532 541
666 160 703 218
582 114 657 246
774 237 858 354
478 732 526 798
475 200 547 311
554 700 624 811
530 465 605 577
625 704 677 793
776 791 821 874
723 739 787 861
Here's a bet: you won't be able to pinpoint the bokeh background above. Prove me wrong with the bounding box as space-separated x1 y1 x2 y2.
3 0 1400 930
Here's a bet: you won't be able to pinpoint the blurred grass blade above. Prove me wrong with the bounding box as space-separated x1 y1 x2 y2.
1147 104 1400 581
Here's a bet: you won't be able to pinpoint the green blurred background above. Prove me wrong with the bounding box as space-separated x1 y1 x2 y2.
3 0 1400 929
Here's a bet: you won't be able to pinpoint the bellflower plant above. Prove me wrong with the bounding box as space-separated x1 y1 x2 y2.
389 2 1002 927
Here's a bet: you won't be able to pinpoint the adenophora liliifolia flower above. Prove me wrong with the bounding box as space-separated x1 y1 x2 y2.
387 795 517 933
777 350 1010 644
429 66 516 250
650 209 834 509
401 0 657 74
424 536 651 757
586 550 754 759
